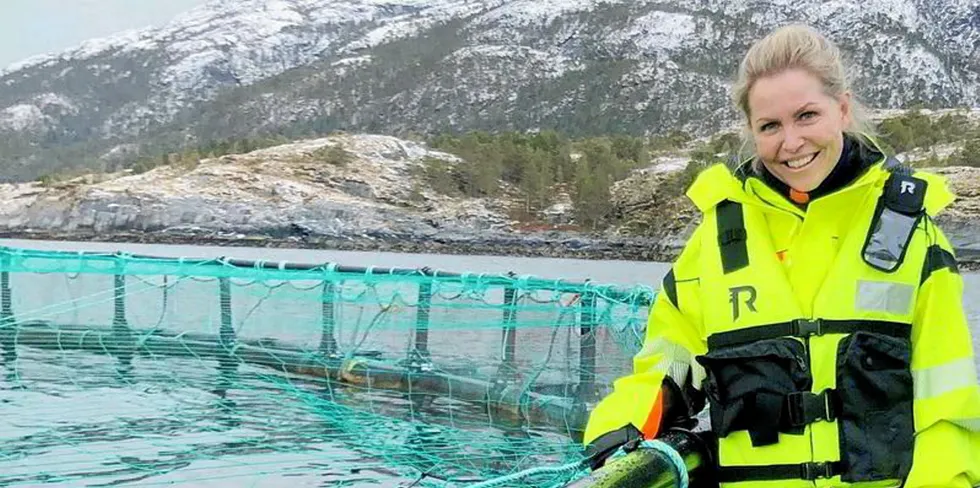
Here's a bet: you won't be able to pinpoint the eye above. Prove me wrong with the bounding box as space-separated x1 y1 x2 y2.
799 111 818 120
759 121 778 132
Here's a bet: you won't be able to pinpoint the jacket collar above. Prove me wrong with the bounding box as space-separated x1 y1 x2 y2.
686 134 955 218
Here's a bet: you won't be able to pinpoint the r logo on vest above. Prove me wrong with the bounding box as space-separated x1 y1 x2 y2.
729 285 757 320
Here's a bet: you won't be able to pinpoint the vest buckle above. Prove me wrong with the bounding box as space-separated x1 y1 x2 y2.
792 318 823 337
800 461 836 480
785 389 838 427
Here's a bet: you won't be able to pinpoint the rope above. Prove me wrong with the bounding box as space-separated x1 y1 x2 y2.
609 439 690 488
463 459 588 488
604 439 689 487
460 439 691 488
641 439 689 488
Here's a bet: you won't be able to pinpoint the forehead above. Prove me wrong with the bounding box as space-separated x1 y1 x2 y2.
749 69 829 119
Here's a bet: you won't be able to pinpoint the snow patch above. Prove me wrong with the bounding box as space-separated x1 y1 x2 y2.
814 0 919 30
451 44 517 59
0 104 45 131
341 17 432 51
160 50 230 92
75 29 144 59
0 92 75 131
476 0 624 26
449 44 574 78
338 0 496 53
639 156 690 174
35 93 78 114
331 55 372 67
1 54 58 76
610 11 699 52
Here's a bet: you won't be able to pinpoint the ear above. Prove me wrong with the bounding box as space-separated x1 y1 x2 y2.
838 91 852 126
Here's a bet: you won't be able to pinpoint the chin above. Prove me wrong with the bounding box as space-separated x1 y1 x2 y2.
768 159 832 193
785 176 822 192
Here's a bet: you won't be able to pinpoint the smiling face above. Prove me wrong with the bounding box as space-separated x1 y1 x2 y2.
748 68 852 192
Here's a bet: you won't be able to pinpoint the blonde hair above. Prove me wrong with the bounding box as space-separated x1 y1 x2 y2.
731 24 878 171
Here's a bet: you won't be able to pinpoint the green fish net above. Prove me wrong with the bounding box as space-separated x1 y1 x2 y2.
0 246 655 487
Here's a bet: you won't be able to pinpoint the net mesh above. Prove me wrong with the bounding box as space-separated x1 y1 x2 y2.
0 246 655 487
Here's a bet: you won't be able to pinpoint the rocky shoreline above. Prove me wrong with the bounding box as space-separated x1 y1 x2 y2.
0 228 681 263
4 228 980 272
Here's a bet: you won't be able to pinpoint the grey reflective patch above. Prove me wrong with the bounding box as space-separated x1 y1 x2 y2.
914 358 979 400
951 418 980 432
856 280 914 315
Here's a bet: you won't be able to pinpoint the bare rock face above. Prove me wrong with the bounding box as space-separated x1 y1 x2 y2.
0 133 511 242
922 166 980 260
606 165 700 248
0 133 669 261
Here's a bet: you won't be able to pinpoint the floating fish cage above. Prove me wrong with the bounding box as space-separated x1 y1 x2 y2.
0 246 657 487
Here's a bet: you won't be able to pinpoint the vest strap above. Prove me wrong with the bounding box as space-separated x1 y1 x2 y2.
717 461 842 482
707 318 910 350
716 200 748 274
921 244 958 285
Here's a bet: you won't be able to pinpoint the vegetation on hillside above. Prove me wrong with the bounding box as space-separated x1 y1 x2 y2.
29 108 980 231
418 109 980 230
423 131 652 229
874 109 980 167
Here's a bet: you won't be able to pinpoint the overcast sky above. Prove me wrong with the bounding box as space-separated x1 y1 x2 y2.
0 0 208 69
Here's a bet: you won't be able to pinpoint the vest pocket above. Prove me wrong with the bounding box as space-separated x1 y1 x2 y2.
835 331 914 481
696 338 810 447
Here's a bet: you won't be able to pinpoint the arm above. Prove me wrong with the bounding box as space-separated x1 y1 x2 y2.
905 222 980 487
582 224 709 463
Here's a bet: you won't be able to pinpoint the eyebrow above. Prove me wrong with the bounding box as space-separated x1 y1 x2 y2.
794 102 819 115
754 102 820 125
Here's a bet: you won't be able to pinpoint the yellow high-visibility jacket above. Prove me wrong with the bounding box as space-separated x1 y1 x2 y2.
584 141 980 487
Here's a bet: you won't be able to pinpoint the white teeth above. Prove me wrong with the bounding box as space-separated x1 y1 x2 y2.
785 154 816 169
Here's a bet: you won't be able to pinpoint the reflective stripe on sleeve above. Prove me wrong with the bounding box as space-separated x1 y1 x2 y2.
914 357 978 400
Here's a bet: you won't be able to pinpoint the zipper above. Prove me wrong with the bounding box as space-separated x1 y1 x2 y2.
802 335 813 373
796 342 809 373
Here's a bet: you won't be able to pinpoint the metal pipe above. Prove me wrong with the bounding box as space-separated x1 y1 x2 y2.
218 277 237 372
111 271 134 371
563 429 708 488
501 285 517 371
412 281 432 362
0 247 653 305
578 290 597 402
319 280 338 357
9 321 591 436
0 259 15 364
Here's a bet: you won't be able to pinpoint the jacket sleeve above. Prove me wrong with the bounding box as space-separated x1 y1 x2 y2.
905 221 980 487
582 223 709 446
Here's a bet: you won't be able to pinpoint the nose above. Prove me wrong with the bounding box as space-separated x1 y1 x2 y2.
782 126 805 153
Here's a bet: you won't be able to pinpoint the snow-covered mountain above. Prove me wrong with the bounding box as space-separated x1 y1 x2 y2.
0 0 978 181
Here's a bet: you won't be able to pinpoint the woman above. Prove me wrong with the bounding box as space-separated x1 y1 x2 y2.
582 24 980 487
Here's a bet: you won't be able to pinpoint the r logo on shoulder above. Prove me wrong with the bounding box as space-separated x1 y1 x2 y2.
884 174 926 214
